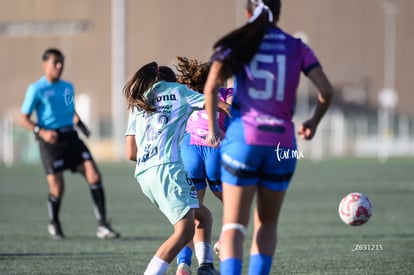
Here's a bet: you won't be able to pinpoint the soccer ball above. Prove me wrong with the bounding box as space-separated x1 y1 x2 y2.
338 192 372 226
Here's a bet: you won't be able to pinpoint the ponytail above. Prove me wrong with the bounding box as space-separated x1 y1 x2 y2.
211 0 280 79
175 56 210 93
124 62 177 112
123 62 158 112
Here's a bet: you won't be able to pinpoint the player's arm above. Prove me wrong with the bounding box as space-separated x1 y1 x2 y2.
308 67 333 124
298 66 333 140
19 112 38 133
19 112 58 144
74 112 91 137
204 60 226 146
125 135 137 161
217 100 231 116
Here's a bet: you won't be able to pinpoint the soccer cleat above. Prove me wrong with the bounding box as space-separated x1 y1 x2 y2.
48 221 65 240
96 222 120 239
176 263 192 275
197 263 220 275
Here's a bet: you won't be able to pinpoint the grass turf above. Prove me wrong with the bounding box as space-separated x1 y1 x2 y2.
0 158 413 274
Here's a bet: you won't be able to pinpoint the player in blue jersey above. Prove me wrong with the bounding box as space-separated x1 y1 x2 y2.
19 48 120 240
203 1 334 274
124 62 230 275
174 56 232 275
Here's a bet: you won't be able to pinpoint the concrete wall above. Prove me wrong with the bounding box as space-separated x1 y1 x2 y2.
1 0 413 122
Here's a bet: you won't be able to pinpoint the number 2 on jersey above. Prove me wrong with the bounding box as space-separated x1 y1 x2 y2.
248 53 286 101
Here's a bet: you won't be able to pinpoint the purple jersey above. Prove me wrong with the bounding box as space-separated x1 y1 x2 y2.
221 27 320 147
185 87 233 146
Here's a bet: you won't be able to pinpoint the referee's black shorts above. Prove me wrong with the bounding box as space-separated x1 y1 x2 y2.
38 129 93 174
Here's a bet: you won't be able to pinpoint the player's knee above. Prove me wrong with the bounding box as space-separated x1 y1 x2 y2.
86 169 101 184
194 204 212 225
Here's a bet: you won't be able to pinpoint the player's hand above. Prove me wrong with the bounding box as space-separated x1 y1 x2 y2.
298 119 317 140
205 128 222 148
39 129 58 144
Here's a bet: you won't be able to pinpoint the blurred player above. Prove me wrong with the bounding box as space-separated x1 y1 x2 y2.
19 48 120 240
203 0 334 274
124 62 229 275
174 56 233 275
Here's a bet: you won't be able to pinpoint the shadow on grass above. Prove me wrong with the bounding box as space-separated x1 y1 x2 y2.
40 235 166 241
0 251 125 258
282 233 414 240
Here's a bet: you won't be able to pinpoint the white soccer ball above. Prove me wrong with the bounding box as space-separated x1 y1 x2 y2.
338 192 372 226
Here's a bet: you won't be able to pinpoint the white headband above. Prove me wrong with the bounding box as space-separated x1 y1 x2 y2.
248 0 274 23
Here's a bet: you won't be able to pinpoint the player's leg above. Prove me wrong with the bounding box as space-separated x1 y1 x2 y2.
176 193 213 275
69 133 119 239
77 159 104 221
208 182 222 201
146 209 196 275
218 129 261 275
46 172 65 239
189 145 221 274
166 210 197 256
193 201 219 275
178 136 208 271
141 163 199 275
38 138 66 239
247 145 297 275
205 146 223 201
219 183 255 274
187 146 222 274
248 189 286 275
76 158 120 239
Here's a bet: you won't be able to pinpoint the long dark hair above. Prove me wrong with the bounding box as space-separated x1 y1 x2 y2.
174 56 210 93
212 0 281 78
123 61 176 112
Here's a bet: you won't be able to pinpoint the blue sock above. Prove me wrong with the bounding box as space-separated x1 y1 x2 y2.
221 258 242 275
177 246 192 266
248 254 272 275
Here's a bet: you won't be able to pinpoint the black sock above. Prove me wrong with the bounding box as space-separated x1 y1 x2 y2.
47 194 61 223
90 183 106 225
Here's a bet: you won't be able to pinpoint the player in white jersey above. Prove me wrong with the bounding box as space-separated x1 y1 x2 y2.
124 62 229 275
174 56 232 275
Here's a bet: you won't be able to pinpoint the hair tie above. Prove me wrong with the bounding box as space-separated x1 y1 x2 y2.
248 1 273 23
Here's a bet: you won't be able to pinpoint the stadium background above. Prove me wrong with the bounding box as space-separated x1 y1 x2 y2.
1 0 413 164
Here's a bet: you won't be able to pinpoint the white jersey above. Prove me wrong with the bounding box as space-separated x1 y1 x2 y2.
125 80 205 175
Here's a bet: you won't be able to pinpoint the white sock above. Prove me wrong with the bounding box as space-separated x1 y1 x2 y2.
144 256 169 275
195 242 214 265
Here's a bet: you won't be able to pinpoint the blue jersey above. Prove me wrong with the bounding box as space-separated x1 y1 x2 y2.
21 76 75 129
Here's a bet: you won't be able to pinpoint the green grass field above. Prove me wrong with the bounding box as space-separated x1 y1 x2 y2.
1 158 413 274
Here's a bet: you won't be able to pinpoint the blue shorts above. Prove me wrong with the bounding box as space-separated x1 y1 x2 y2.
181 133 222 192
220 122 297 192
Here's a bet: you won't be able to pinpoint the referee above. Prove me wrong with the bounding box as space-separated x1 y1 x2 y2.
19 48 120 240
